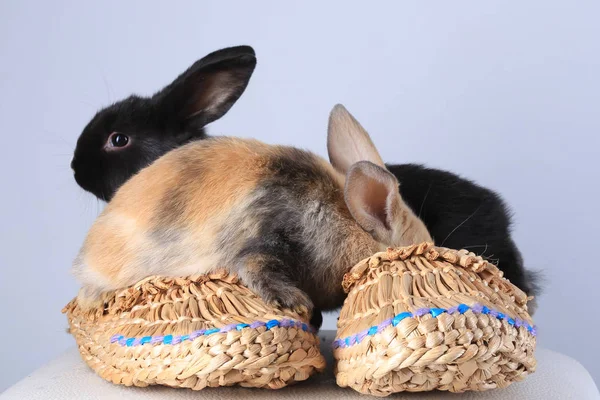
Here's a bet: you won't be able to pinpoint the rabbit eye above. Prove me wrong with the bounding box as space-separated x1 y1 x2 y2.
106 132 130 150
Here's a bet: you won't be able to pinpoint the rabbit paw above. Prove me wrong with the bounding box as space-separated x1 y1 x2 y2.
262 284 314 318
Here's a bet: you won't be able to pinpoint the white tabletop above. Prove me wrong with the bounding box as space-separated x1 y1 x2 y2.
2 331 598 400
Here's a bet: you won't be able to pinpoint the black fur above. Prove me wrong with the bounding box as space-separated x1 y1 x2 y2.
72 45 256 201
236 155 540 330
387 163 540 302
236 150 349 330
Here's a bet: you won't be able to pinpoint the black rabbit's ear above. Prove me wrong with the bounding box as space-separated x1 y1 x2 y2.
153 45 256 130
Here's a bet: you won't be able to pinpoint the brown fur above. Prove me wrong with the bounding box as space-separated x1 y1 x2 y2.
73 106 432 319
73 138 269 306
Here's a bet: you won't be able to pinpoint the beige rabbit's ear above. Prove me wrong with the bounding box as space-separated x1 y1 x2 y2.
327 104 385 174
344 161 432 246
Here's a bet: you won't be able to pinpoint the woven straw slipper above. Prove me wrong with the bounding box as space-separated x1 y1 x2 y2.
334 243 536 396
63 271 326 390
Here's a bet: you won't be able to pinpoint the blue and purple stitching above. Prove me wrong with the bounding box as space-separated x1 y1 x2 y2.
110 318 313 347
333 303 536 349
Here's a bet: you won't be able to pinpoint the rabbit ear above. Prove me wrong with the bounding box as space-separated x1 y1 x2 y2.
327 104 385 174
344 161 432 246
153 45 256 131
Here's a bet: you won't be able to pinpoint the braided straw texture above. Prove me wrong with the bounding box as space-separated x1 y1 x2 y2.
334 243 536 396
62 271 325 390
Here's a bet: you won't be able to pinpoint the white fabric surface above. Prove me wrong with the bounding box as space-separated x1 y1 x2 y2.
2 331 598 400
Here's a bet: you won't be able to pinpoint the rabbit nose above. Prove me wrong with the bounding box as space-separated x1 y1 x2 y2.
70 156 77 172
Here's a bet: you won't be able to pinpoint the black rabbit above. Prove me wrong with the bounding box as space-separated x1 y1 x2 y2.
327 106 540 313
71 45 256 201
390 165 540 309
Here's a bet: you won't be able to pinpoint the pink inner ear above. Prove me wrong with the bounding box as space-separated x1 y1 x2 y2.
185 71 236 118
361 179 391 229
345 162 397 235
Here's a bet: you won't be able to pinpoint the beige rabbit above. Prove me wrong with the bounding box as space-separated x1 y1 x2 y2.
72 104 431 326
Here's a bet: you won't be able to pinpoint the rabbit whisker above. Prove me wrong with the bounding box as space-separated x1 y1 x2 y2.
418 183 432 219
102 74 113 103
440 204 482 247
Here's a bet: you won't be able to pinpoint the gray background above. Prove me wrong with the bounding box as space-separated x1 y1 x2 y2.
1 0 599 392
